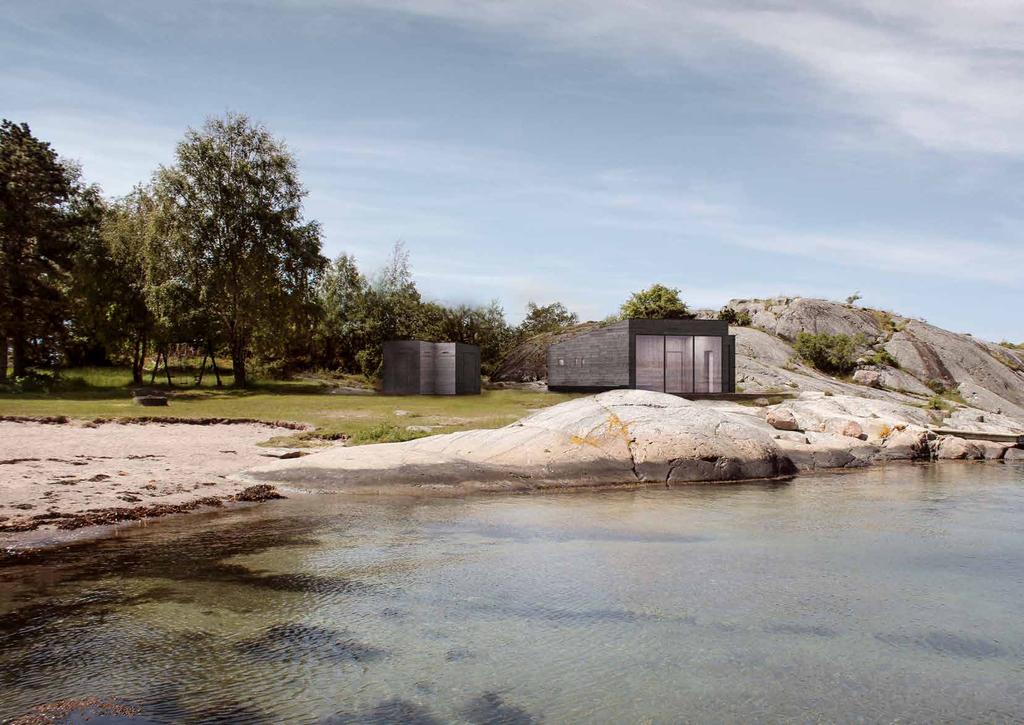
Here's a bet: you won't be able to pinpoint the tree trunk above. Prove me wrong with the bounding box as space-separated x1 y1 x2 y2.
0 332 7 382
208 341 223 387
11 334 27 378
231 341 246 388
131 335 144 386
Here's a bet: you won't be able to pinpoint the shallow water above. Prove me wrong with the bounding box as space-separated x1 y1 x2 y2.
2 462 1023 723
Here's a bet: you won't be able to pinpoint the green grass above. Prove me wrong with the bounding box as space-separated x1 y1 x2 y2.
0 366 577 445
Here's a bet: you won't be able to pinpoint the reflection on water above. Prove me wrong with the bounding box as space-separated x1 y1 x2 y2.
2 462 1023 723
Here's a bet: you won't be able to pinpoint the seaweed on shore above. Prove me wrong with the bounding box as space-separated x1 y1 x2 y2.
0 486 284 533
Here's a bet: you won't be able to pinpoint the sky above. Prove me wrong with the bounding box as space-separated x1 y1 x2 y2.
3 0 1023 341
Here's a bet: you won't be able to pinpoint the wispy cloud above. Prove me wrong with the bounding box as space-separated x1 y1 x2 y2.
314 0 1024 155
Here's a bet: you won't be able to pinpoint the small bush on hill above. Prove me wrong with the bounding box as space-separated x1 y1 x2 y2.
717 307 752 326
926 394 951 411
619 284 691 320
793 332 860 376
862 349 900 368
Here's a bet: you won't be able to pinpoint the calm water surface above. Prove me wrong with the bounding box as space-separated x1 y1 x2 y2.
2 463 1023 723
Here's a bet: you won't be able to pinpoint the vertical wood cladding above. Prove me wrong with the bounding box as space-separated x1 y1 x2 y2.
548 319 736 393
383 341 481 395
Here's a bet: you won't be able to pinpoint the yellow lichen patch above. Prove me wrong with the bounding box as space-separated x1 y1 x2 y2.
570 412 633 449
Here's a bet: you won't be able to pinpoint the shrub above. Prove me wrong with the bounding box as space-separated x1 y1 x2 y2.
926 394 951 411
0 370 63 393
717 306 752 326
793 332 860 376
862 349 900 368
924 379 947 394
351 422 431 445
619 284 691 320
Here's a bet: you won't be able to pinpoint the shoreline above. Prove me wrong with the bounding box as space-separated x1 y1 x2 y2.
3 389 1023 555
3 458 1021 558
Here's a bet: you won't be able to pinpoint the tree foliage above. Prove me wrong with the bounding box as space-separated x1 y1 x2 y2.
0 120 80 378
70 185 159 383
793 332 861 375
151 113 325 386
619 283 691 320
717 306 751 326
517 301 578 339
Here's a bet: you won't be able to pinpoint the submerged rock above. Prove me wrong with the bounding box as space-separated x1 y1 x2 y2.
243 390 797 494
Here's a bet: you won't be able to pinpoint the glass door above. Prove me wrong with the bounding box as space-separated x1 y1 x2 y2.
635 335 665 391
694 336 723 392
665 335 693 393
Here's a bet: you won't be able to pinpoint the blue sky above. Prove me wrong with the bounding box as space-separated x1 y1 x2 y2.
4 1 1022 340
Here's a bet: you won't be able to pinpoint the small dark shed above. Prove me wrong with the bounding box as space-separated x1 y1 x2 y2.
547 319 736 395
382 341 481 395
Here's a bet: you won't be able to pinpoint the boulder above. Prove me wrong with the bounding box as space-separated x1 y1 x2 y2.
878 426 933 460
933 436 985 460
976 441 1008 460
852 369 882 388
766 407 800 431
837 420 865 439
1004 447 1024 461
242 390 797 494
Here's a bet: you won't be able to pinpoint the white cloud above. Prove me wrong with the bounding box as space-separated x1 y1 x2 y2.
314 0 1024 155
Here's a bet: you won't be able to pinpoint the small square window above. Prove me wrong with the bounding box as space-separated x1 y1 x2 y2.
558 358 565 366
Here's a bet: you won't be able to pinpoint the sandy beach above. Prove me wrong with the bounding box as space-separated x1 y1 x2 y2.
0 419 302 538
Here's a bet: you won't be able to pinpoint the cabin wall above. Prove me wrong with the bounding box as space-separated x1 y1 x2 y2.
548 321 631 390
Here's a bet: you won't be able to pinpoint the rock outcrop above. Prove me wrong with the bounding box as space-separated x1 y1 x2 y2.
728 297 1024 420
244 390 797 494
245 388 1022 493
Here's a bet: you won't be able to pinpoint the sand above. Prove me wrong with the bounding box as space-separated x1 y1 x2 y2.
0 420 304 538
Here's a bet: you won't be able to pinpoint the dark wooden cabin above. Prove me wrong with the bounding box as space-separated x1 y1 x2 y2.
382 341 481 395
547 319 736 395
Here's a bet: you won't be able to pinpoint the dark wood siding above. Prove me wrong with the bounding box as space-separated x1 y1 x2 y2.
548 321 630 390
383 341 480 395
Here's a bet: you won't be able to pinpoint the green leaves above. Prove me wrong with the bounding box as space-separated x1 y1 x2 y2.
793 332 862 376
619 283 691 320
151 112 326 386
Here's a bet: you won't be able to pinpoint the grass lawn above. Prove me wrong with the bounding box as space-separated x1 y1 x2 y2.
0 367 578 446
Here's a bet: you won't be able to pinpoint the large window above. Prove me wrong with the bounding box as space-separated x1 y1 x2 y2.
665 335 694 393
636 335 664 391
634 334 722 393
694 336 722 393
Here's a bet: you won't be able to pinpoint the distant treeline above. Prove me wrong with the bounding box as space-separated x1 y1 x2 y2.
0 113 706 388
